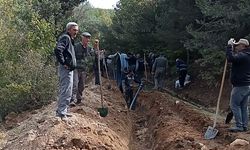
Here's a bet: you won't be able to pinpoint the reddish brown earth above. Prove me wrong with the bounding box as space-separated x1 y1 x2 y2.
0 78 250 150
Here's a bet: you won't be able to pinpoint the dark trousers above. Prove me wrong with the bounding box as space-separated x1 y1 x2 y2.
179 70 187 87
94 66 100 85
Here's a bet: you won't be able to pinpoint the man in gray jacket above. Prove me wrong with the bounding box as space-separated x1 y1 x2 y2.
70 32 92 106
152 53 168 90
54 22 79 121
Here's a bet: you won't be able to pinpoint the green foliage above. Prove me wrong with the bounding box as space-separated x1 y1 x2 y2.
72 2 114 49
0 51 57 117
0 0 80 118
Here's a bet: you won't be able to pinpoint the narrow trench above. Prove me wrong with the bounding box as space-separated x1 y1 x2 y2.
126 86 237 150
129 104 152 150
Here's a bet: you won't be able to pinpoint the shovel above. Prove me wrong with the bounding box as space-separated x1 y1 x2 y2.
204 59 227 140
96 41 108 117
103 58 111 89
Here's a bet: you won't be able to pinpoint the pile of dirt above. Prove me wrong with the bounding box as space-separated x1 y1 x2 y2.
1 78 250 150
0 80 131 150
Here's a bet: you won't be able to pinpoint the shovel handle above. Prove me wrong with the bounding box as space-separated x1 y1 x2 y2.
144 53 148 82
103 58 110 81
213 59 228 128
96 41 104 107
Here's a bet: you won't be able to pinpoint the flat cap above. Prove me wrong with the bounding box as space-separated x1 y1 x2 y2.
81 32 91 37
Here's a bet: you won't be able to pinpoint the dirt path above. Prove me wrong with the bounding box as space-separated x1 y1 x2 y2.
1 79 250 149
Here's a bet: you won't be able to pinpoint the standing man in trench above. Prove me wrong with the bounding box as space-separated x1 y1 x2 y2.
70 32 92 106
151 53 168 90
54 22 79 121
226 38 250 132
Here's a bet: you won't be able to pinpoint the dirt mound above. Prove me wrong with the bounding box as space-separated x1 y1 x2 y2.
0 80 131 150
1 78 250 150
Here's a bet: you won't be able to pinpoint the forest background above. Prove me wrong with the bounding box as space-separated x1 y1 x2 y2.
1 0 250 120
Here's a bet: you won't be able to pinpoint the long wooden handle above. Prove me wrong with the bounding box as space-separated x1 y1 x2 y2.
103 58 110 81
97 43 104 107
213 59 227 128
144 53 147 81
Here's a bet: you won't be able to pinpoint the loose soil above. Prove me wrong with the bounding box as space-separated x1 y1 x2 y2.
1 78 250 150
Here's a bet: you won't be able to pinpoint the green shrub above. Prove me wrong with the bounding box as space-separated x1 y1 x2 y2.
0 51 57 118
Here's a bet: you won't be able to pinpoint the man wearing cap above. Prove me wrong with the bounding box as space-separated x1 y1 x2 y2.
54 22 79 121
226 38 250 132
70 32 92 106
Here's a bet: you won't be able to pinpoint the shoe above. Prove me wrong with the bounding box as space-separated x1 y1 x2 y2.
243 127 248 131
69 102 76 107
65 113 73 117
76 100 84 106
76 100 82 104
228 127 244 132
61 115 69 122
56 112 73 117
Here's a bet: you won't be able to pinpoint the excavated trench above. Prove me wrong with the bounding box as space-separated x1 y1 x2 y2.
1 79 250 150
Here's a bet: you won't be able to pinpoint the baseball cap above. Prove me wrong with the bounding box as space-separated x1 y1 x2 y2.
81 32 91 37
234 39 249 46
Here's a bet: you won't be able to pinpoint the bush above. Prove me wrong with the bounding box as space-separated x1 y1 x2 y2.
0 51 57 118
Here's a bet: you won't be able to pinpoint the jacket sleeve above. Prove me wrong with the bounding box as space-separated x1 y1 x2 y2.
54 36 69 65
226 45 243 63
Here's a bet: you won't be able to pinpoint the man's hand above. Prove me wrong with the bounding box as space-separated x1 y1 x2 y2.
228 38 235 46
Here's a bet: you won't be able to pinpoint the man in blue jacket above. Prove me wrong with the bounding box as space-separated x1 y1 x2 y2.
227 38 250 132
54 22 79 121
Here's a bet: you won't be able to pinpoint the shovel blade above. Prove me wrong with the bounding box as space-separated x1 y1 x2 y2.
204 126 218 140
98 107 108 117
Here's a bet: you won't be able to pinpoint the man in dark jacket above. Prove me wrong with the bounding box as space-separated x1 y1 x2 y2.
70 32 91 106
126 52 137 73
135 54 145 83
176 58 188 89
226 38 250 132
54 22 79 121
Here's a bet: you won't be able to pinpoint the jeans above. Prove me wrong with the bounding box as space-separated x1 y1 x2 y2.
230 86 250 129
